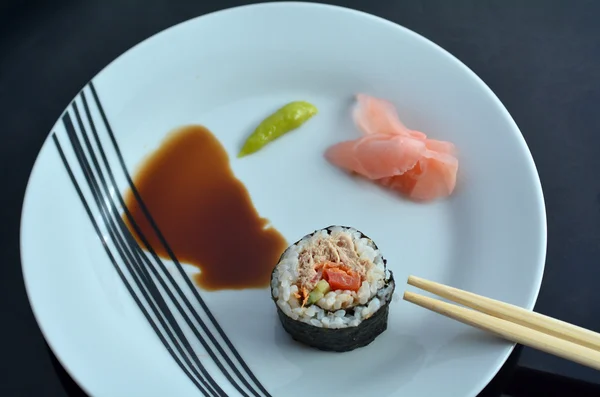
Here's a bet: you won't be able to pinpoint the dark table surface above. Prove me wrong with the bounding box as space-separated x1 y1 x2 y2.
2 0 600 396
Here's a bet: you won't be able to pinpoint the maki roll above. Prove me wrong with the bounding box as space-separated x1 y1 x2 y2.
270 226 395 352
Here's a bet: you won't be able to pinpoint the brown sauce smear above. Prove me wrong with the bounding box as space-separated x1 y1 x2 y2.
123 125 287 291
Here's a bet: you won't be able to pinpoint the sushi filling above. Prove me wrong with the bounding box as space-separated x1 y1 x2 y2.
271 226 394 329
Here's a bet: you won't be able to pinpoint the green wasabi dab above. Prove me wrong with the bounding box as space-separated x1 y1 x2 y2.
238 101 318 157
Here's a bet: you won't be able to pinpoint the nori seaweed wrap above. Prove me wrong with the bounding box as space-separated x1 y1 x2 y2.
270 226 395 352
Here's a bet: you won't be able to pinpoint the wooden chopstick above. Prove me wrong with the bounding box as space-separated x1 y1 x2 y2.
403 275 600 371
407 275 600 352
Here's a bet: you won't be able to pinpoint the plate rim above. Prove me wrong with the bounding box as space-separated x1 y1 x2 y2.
19 2 548 396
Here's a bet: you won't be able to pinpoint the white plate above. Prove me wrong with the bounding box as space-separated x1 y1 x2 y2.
20 3 546 396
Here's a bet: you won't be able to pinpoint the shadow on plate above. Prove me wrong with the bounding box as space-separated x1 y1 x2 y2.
273 323 426 395
48 338 600 397
424 328 510 369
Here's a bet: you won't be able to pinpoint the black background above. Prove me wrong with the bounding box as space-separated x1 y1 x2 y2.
2 1 600 396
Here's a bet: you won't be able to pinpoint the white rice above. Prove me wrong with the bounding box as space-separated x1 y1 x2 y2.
271 226 394 329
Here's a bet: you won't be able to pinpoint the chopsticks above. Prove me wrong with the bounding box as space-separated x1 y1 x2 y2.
403 275 600 371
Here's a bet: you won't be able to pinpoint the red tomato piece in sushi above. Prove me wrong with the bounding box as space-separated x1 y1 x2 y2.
323 267 361 292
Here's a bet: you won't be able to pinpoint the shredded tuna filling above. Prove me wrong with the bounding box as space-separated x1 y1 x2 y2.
296 233 371 296
271 226 390 329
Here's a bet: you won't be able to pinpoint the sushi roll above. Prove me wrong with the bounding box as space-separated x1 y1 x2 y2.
270 226 395 352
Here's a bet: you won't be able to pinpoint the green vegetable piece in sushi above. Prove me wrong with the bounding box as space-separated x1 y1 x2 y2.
315 280 331 294
307 290 324 305
306 280 330 305
238 101 318 157
315 279 330 294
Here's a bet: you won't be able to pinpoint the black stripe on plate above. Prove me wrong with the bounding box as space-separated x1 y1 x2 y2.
53 82 273 397
89 81 271 397
75 90 256 397
89 82 271 397
78 89 262 397
52 133 213 397
65 100 228 397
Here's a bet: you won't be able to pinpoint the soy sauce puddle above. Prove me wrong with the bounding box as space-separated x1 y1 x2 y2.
123 125 287 290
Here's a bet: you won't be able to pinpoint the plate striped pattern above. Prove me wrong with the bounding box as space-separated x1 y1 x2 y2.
51 81 271 397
